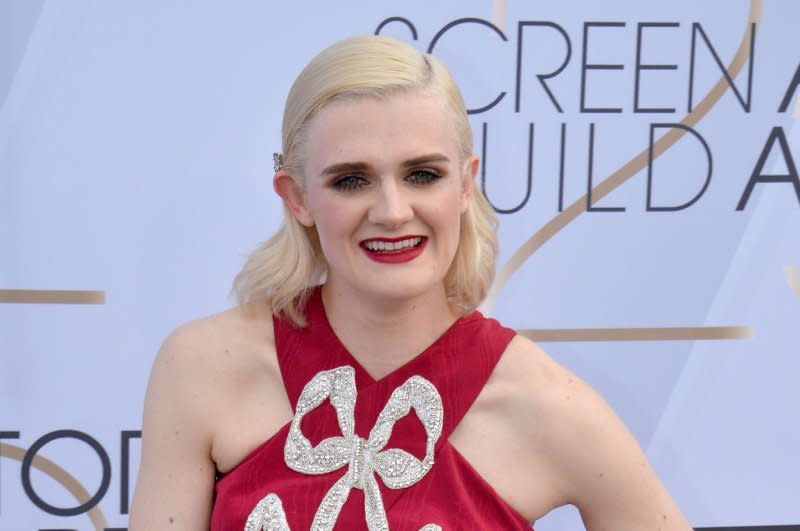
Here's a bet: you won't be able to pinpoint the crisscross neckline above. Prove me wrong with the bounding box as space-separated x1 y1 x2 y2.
308 287 480 385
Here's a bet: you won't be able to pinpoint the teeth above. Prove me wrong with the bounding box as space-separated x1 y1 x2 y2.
364 237 422 252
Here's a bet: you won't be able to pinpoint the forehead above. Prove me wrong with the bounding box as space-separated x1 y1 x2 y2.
303 91 459 174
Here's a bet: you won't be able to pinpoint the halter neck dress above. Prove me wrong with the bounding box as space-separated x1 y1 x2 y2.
210 288 533 530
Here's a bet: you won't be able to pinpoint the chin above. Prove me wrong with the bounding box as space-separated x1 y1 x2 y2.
358 275 444 302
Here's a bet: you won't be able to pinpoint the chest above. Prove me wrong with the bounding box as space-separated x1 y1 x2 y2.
211 376 546 529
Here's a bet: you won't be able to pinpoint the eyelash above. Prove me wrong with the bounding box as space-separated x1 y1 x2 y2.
407 168 442 185
331 169 443 191
331 175 366 191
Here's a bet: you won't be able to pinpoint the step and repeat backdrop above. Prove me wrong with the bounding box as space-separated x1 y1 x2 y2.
2 1 799 529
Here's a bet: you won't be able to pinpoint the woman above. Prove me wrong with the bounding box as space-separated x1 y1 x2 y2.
130 35 690 530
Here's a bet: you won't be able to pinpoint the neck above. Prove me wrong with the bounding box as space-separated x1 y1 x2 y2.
320 281 461 380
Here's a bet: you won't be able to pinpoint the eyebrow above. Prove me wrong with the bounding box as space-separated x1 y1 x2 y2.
319 153 451 178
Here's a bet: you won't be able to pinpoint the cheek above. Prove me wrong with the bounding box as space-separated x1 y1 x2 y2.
305 192 338 230
306 196 361 250
427 197 463 245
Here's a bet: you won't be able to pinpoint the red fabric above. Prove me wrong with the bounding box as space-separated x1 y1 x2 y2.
211 288 532 530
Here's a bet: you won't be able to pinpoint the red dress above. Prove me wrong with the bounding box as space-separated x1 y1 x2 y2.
211 289 533 530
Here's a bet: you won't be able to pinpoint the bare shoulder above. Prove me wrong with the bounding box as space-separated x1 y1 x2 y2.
150 301 290 466
494 335 590 432
449 334 573 520
143 302 280 429
495 336 691 530
157 300 277 378
170 303 278 384
129 300 285 530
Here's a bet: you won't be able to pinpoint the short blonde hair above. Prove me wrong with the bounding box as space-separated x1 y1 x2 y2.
233 35 498 326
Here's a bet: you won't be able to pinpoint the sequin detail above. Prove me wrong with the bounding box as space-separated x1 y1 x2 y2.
244 493 290 531
245 366 444 531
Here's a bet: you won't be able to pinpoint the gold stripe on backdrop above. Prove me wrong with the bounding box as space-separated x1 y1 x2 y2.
0 443 109 531
519 326 754 342
0 290 105 304
783 266 800 298
491 0 508 31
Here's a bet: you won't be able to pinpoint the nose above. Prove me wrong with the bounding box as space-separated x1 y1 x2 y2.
367 179 413 228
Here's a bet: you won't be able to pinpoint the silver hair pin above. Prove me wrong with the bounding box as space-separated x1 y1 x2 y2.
273 152 284 172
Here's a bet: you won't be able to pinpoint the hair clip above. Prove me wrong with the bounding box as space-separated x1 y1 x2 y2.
273 152 285 172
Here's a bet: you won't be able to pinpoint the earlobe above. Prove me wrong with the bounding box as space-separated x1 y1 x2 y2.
274 171 314 227
460 155 479 213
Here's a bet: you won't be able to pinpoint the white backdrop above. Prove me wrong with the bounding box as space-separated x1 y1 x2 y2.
2 1 799 529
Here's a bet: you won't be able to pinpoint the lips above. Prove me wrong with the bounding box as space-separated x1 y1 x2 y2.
359 236 427 264
361 236 423 252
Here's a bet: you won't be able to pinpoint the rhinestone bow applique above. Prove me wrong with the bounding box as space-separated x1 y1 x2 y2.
245 366 444 531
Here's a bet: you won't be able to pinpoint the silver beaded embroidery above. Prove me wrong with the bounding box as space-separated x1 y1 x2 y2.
244 366 445 531
244 493 290 531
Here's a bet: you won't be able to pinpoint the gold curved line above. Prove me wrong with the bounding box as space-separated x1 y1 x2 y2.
783 265 800 298
0 442 109 530
0 289 105 304
491 0 508 32
481 0 764 313
518 325 754 342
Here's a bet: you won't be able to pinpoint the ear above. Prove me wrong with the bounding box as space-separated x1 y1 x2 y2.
460 154 478 213
274 170 314 227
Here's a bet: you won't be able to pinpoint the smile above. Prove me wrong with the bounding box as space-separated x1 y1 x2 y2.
359 236 427 264
361 237 423 252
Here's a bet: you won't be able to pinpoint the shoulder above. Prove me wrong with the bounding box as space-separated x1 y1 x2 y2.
170 300 272 352
154 301 276 384
482 334 573 431
495 334 643 487
496 335 592 424
450 333 578 518
130 300 283 529
142 299 282 455
489 335 597 486
493 336 690 529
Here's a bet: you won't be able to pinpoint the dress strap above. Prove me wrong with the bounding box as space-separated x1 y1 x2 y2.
273 287 516 444
403 311 516 445
273 288 370 408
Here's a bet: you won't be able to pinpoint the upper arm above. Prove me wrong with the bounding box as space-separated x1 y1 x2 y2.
515 339 691 530
129 325 218 531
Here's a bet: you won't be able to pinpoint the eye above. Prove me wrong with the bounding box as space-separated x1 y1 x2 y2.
406 168 442 185
332 175 367 191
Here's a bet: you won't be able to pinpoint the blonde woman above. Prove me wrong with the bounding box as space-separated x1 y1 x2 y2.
130 35 690 530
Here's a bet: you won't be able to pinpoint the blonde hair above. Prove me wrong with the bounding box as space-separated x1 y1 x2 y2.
233 35 498 326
